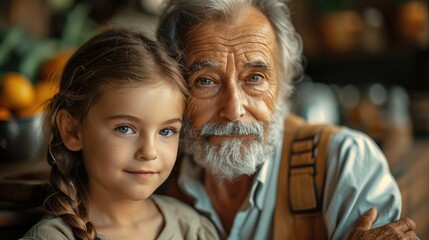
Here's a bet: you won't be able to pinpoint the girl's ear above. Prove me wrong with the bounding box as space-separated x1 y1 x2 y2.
56 109 82 151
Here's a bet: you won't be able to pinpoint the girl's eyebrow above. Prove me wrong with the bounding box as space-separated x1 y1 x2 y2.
106 114 140 121
164 118 183 125
106 115 183 125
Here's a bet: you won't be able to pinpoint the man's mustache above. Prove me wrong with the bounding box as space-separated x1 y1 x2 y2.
198 121 265 142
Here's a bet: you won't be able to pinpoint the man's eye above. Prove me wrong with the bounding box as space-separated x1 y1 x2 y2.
159 128 177 136
248 74 263 83
196 77 214 86
115 126 135 135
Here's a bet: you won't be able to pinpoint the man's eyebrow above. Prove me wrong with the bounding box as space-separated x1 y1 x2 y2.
188 60 220 73
187 59 270 74
243 60 269 69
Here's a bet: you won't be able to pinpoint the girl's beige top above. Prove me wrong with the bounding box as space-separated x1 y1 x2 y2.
20 194 219 240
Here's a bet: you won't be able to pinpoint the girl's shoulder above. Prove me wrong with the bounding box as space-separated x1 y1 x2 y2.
19 215 75 240
152 194 200 217
152 194 219 240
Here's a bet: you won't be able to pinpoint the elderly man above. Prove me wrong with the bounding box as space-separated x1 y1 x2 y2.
156 0 417 239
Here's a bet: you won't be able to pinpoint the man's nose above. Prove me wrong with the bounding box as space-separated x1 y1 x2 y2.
220 84 245 121
135 136 157 161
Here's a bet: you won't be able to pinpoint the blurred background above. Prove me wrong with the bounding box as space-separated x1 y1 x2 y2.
0 0 428 239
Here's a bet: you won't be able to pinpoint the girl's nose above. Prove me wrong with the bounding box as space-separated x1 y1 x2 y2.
135 137 157 161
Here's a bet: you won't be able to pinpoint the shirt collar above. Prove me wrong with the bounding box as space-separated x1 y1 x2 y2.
178 151 276 211
250 157 271 209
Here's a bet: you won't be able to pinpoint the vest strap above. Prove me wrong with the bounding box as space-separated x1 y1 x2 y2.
274 114 339 240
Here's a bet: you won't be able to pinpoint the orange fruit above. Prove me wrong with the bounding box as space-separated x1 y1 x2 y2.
16 79 59 118
0 107 12 120
0 96 9 108
35 79 59 104
16 102 44 118
1 72 36 110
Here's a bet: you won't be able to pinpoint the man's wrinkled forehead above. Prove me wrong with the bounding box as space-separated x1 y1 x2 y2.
182 6 278 67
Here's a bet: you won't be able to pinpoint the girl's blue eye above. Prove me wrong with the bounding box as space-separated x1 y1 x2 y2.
115 126 135 135
159 128 176 137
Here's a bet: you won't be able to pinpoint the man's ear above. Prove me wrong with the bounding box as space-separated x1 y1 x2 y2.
56 109 82 151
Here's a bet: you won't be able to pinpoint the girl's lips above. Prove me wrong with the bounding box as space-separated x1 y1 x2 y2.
124 170 158 180
125 170 156 174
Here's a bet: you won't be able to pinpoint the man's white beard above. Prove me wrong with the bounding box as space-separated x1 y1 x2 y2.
183 104 286 180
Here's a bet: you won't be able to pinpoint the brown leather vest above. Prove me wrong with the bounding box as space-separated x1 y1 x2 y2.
274 114 339 240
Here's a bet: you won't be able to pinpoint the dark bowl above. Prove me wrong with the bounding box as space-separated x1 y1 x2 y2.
0 114 46 163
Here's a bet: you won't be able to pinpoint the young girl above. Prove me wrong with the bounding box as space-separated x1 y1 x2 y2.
21 28 219 240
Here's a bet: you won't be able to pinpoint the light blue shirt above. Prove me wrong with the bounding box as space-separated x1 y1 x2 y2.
178 127 402 240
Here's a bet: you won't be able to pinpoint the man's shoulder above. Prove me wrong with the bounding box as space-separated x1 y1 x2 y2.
329 127 380 152
283 114 376 150
284 114 341 138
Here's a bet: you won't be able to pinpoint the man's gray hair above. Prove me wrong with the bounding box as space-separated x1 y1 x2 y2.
157 0 304 102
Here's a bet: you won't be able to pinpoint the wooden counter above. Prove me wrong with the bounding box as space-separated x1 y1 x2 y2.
391 138 429 239
0 155 50 239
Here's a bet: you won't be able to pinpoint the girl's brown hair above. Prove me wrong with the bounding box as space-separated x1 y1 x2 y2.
43 28 188 240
